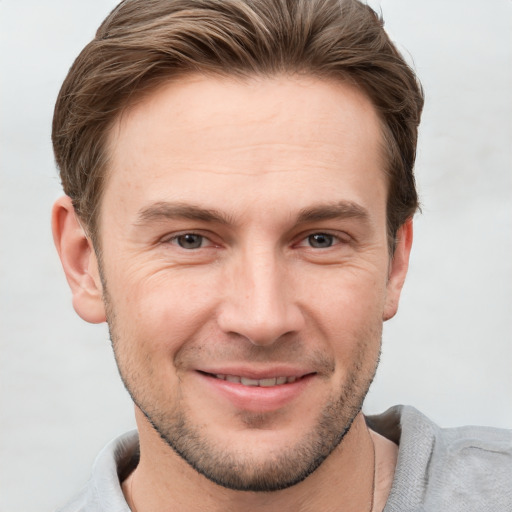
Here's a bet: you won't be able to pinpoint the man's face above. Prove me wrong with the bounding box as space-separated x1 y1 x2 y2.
92 75 408 491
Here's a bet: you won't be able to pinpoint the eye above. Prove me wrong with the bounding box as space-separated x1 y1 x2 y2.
306 233 335 248
173 233 206 249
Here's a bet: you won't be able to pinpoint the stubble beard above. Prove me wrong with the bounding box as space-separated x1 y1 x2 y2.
102 284 381 492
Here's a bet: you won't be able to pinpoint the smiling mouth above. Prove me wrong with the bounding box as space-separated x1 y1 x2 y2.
201 372 311 387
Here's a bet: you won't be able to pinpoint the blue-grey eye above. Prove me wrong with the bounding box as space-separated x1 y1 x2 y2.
308 233 334 248
176 234 204 249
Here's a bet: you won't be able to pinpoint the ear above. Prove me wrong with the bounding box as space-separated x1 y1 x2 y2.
52 196 106 323
383 218 413 321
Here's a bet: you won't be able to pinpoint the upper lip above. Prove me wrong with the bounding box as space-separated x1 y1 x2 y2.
196 366 315 380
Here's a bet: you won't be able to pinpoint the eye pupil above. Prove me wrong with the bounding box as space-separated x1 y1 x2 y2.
177 234 203 249
308 233 333 248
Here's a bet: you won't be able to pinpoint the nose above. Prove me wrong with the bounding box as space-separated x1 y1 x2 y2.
217 248 305 346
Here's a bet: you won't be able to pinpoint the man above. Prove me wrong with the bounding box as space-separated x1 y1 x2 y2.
51 0 511 510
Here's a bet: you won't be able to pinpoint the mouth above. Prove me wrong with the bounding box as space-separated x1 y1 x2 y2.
196 370 316 412
202 372 303 387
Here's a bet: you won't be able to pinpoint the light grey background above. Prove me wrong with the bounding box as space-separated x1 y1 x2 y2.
0 1 511 511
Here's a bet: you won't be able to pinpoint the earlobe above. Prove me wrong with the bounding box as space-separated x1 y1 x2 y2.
52 196 106 324
383 218 413 321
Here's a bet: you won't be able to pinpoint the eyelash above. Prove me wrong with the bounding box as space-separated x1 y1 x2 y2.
296 232 346 249
163 231 349 250
166 232 214 250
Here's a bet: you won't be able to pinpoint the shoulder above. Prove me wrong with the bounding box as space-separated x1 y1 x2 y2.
428 419 512 509
367 405 512 512
56 430 139 512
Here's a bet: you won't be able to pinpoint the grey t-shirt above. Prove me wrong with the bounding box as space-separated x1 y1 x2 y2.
57 406 512 511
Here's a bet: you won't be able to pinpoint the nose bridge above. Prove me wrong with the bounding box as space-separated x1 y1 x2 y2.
218 244 303 345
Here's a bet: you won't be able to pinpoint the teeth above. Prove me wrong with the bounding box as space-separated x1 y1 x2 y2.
240 377 259 386
214 374 299 387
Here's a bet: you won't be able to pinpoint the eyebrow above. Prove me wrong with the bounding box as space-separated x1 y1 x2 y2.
296 201 370 224
135 200 369 227
135 202 233 226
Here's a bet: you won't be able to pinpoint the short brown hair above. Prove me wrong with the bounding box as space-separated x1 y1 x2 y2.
52 0 423 248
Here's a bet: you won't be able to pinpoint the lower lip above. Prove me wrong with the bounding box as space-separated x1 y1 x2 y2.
196 372 315 413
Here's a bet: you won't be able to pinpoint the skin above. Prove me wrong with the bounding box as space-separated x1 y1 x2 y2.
53 74 411 511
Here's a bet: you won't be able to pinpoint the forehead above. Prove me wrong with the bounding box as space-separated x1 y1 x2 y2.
111 73 382 158
103 74 386 225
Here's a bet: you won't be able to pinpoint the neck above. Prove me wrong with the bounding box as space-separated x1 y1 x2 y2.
122 410 394 512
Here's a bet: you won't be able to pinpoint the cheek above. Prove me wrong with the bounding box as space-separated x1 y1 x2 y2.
107 264 222 356
306 264 388 327
303 265 386 367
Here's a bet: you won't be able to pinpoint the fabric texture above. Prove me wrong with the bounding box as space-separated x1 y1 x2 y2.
367 407 512 511
57 405 512 511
